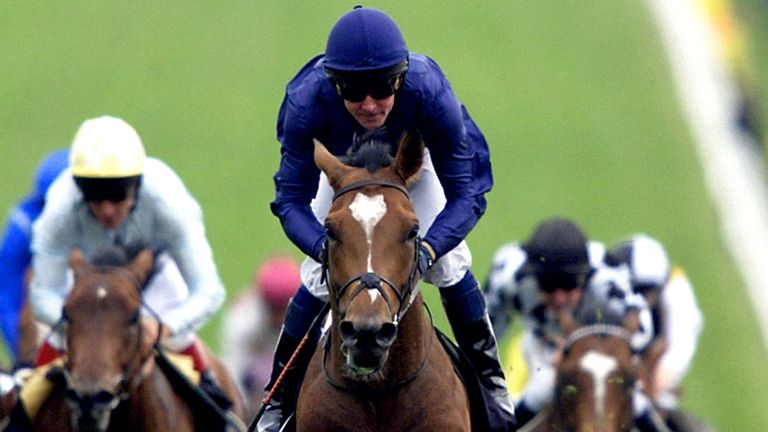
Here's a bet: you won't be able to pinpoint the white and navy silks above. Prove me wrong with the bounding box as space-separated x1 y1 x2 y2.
30 158 225 351
484 241 656 415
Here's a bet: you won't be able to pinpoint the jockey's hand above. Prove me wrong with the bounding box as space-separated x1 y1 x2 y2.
142 317 170 346
417 241 436 276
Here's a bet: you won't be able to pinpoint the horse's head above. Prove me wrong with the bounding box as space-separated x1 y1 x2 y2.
62 246 154 432
551 305 638 432
315 130 423 380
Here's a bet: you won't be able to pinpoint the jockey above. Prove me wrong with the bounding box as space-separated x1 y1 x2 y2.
220 256 300 413
484 218 668 432
261 6 516 431
605 234 704 417
0 149 69 369
28 116 228 402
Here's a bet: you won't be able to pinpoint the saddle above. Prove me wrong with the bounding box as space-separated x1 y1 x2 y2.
4 351 236 432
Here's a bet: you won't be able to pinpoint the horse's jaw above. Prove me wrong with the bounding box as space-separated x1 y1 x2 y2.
341 348 388 382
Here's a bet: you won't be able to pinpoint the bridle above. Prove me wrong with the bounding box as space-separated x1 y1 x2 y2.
321 178 422 325
59 265 157 431
563 323 633 352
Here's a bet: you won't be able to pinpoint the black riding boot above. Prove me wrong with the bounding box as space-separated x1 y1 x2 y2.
440 271 517 432
256 331 317 432
257 287 324 432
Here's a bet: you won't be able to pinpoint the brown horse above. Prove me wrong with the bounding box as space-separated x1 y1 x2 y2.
522 304 657 432
31 247 246 432
295 132 471 431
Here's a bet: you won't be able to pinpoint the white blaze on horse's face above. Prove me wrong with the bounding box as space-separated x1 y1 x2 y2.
96 286 108 300
579 350 618 419
349 192 387 303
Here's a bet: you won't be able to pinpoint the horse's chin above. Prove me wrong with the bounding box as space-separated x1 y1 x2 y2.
343 351 388 382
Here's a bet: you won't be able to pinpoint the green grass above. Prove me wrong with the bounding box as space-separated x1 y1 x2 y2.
1 1 767 429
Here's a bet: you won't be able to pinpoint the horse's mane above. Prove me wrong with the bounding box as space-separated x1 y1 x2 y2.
341 140 394 173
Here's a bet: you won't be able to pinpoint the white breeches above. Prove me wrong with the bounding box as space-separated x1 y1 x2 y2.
300 149 472 301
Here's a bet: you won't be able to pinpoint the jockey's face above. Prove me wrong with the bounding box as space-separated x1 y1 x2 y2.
88 186 136 229
344 93 395 129
538 272 588 313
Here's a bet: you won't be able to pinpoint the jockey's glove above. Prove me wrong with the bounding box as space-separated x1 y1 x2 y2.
417 241 436 276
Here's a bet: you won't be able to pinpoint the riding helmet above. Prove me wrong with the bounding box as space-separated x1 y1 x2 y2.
70 116 145 202
70 116 145 179
324 6 409 81
256 256 301 310
522 217 592 276
608 234 670 291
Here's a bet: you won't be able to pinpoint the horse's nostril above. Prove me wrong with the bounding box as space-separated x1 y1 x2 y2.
339 321 357 342
377 322 398 347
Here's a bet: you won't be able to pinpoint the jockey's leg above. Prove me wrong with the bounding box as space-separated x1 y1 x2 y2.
439 270 517 432
168 335 232 410
257 284 325 432
634 392 670 432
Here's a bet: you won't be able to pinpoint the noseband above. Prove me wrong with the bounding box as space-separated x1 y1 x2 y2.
322 178 421 324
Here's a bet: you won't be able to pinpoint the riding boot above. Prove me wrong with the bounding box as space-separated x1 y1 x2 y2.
514 400 537 427
440 271 518 432
635 408 671 432
257 285 325 432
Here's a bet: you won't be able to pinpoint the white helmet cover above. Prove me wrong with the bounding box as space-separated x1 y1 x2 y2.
629 234 670 287
70 116 145 178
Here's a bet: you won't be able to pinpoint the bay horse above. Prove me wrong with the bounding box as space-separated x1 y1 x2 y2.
295 132 471 431
522 301 656 432
30 247 246 432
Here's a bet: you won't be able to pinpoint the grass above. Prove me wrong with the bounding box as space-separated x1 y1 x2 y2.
1 1 767 429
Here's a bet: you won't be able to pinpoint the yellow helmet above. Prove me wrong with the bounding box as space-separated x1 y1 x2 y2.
70 116 145 178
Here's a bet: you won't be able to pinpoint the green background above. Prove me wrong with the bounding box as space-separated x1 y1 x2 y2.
2 1 767 430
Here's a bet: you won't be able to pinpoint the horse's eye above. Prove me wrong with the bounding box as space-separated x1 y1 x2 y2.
406 225 419 240
128 311 140 326
325 223 338 241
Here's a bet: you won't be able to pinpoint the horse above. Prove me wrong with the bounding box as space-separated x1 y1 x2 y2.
30 247 246 432
294 132 472 431
522 300 653 432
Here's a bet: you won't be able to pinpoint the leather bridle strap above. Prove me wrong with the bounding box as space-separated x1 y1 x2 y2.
332 179 410 202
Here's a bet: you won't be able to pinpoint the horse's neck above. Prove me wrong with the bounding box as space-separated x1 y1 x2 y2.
117 366 193 430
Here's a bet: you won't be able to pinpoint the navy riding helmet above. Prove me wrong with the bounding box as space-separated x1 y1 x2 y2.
324 6 409 82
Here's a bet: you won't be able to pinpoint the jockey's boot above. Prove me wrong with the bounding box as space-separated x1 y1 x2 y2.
257 285 324 432
513 400 537 427
440 271 518 432
635 408 671 432
180 339 232 410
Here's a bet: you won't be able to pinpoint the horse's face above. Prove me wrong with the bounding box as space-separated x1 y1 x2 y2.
556 336 635 432
62 248 154 432
315 131 423 380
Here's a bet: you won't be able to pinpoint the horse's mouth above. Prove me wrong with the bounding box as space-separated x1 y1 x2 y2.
342 347 389 380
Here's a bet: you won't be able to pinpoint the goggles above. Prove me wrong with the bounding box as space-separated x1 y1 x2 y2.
74 176 140 203
333 75 401 102
537 272 584 294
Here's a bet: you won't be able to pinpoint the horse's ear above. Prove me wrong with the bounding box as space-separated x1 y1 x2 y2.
69 248 87 274
394 130 424 187
127 249 154 284
314 139 350 188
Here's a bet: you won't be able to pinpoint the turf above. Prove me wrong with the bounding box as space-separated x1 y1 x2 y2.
1 1 766 429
